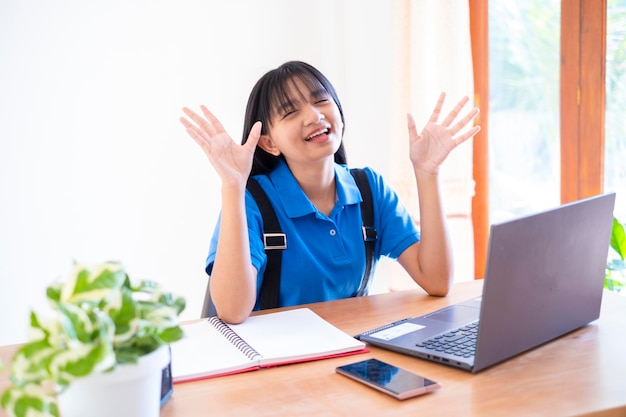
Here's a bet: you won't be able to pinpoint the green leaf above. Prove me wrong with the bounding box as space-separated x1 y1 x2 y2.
159 293 187 315
14 339 54 362
56 303 89 343
87 267 126 293
14 395 51 417
1 385 58 417
63 347 100 377
28 311 51 341
604 276 625 291
66 263 126 303
72 268 92 295
46 285 61 303
158 326 185 344
610 217 626 260
114 348 141 365
2 261 186 417
111 288 137 330
1 387 11 409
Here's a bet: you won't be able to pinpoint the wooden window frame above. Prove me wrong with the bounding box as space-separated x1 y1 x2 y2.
469 0 607 279
469 0 489 280
560 0 607 203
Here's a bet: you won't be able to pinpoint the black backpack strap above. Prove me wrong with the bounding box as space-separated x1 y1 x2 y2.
203 171 376 316
350 168 378 296
246 178 286 310
200 178 285 317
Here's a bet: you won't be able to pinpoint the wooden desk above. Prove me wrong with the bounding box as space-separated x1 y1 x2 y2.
1 280 625 417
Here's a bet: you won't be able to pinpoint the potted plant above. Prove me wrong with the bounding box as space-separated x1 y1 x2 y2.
0 261 186 417
605 217 626 293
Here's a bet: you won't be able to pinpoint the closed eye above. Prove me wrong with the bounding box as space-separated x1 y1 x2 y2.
281 109 297 119
310 88 331 104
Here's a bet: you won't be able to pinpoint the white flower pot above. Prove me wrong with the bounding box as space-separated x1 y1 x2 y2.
57 346 170 417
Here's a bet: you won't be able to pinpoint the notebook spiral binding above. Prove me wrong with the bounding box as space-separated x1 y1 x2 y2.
208 316 262 361
355 319 408 339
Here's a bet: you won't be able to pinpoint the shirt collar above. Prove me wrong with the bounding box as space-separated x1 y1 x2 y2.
268 159 363 218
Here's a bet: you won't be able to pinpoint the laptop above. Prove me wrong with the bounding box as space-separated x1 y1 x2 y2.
357 193 616 373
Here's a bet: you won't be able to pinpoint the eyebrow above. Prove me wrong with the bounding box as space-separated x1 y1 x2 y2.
309 88 329 100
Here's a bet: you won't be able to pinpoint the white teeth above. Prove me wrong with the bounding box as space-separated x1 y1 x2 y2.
306 128 329 141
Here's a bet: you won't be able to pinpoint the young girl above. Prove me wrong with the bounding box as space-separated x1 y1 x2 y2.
180 61 480 324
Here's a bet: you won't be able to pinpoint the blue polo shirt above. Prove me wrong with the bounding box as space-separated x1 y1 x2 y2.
205 159 420 309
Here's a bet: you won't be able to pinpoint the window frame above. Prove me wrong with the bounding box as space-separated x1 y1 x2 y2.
469 0 607 279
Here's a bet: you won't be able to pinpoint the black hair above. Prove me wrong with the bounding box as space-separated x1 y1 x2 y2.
241 61 347 176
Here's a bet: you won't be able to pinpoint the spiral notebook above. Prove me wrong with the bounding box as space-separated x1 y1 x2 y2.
170 308 367 383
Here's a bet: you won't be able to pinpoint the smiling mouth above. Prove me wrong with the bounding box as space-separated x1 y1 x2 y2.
305 128 330 141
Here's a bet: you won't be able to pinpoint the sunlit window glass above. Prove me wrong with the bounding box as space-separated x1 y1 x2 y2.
605 0 626 221
489 0 561 222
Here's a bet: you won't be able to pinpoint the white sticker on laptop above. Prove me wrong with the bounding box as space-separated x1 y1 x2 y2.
370 323 426 340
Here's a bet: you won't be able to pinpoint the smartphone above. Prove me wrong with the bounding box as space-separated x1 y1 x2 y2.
335 358 441 400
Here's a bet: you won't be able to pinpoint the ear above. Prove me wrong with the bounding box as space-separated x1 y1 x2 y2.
258 135 281 156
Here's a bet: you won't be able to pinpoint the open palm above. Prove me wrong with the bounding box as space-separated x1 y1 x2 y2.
180 106 261 186
408 93 480 175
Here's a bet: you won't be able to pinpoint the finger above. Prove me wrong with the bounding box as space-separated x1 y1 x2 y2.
450 107 480 135
453 125 481 147
181 106 207 130
427 92 446 124
179 115 195 130
244 121 262 150
182 106 219 137
180 117 211 147
200 105 227 136
186 128 211 151
406 113 418 139
441 96 470 127
182 106 202 123
179 116 201 137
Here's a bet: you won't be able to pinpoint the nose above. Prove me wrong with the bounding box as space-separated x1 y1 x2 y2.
303 104 325 125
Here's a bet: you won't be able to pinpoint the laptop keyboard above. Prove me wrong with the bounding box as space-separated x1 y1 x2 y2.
416 321 479 358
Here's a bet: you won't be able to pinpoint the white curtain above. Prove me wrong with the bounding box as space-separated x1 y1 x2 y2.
381 0 476 291
0 0 474 345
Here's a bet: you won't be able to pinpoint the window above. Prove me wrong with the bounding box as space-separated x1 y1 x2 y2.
605 0 626 220
488 0 561 222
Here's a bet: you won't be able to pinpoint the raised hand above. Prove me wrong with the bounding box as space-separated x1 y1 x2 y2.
180 106 261 187
407 93 481 175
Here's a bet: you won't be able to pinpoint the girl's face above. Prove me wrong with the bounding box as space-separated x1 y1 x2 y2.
259 76 344 168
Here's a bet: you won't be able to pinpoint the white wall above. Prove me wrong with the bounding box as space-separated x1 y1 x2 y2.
0 0 402 345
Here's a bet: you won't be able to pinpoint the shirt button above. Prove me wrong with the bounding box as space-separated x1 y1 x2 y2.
329 229 336 236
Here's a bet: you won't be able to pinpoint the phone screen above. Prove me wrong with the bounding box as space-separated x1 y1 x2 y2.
336 358 440 399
